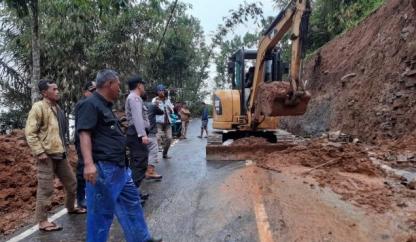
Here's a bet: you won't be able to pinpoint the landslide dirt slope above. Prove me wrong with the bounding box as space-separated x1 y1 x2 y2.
0 130 77 236
281 0 416 143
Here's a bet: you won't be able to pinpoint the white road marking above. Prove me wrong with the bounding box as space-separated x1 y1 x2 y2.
6 208 68 242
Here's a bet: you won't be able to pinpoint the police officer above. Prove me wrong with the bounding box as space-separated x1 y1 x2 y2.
125 75 151 196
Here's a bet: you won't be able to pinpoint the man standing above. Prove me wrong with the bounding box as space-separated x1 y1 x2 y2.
179 103 191 139
125 75 154 191
143 93 163 180
77 70 161 242
152 84 174 159
198 102 209 138
25 79 86 232
74 81 96 209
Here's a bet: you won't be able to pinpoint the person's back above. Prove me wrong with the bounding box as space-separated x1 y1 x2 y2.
145 101 164 136
201 105 209 121
199 103 209 138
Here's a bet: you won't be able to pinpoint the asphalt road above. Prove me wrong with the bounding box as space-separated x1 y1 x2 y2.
8 119 405 242
16 119 260 242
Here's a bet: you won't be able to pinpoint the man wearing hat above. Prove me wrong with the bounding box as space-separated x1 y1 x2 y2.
125 75 151 195
152 84 174 159
74 81 96 208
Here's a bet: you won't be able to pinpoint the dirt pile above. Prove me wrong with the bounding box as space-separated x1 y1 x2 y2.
257 139 383 176
280 0 416 143
231 136 270 146
256 138 399 212
0 130 77 235
255 81 311 116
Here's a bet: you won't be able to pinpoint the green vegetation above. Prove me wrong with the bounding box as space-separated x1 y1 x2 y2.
0 0 386 128
212 0 386 88
0 0 210 128
308 0 385 51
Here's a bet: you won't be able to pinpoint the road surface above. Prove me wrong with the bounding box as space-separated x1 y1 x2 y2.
6 119 407 242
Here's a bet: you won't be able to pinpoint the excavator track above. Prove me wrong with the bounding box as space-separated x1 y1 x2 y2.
206 131 299 161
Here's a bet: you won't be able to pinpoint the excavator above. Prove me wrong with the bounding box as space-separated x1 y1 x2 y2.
207 0 311 160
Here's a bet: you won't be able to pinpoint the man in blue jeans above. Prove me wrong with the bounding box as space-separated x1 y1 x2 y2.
77 69 162 242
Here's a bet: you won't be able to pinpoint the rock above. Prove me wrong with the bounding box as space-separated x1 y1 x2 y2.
223 139 234 146
407 179 416 190
327 142 343 148
395 91 406 97
397 202 408 208
393 98 406 109
397 154 408 162
405 78 416 88
16 140 27 147
328 131 341 141
353 138 360 144
341 73 357 82
328 131 351 142
384 153 396 161
404 69 416 77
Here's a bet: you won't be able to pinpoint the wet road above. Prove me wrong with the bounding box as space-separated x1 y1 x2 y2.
8 119 409 242
18 120 260 242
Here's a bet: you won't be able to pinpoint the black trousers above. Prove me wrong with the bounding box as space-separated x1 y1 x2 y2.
126 134 149 187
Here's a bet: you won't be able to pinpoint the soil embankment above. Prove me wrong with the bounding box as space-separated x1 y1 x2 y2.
0 130 77 236
280 0 416 144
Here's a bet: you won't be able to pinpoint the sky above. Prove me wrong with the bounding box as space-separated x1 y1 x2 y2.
181 0 279 97
183 0 278 40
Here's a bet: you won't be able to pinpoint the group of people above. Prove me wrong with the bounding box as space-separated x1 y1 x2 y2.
24 69 210 242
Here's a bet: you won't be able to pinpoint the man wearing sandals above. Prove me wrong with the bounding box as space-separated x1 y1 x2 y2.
25 80 86 232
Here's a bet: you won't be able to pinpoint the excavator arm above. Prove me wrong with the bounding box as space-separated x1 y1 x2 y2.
248 0 311 127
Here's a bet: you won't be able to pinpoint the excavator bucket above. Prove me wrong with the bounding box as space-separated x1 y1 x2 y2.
256 81 311 116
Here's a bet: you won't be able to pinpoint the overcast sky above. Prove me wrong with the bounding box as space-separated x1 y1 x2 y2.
181 0 279 95
183 0 278 38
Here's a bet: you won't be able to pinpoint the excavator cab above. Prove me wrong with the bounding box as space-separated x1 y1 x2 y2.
227 48 287 116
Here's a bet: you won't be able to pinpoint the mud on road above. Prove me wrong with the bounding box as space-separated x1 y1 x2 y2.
251 137 416 241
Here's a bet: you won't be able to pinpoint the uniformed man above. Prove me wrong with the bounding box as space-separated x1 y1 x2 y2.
125 75 151 192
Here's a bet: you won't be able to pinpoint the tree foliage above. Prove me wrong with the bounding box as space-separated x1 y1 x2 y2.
0 0 210 128
211 0 386 89
307 0 384 51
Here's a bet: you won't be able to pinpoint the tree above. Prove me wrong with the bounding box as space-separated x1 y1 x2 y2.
0 0 212 129
2 0 40 103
